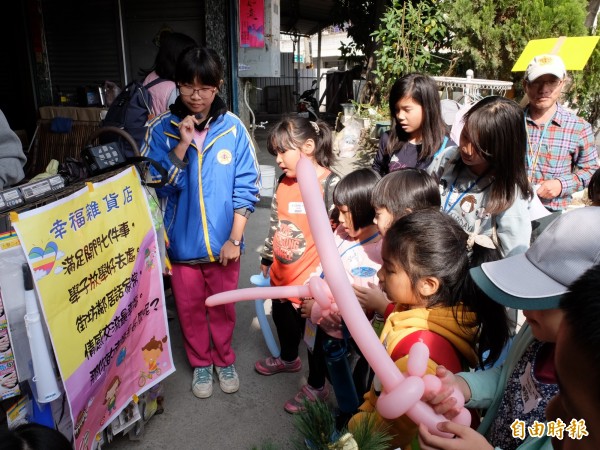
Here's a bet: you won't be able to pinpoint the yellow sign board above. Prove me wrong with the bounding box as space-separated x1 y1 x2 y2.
512 36 600 72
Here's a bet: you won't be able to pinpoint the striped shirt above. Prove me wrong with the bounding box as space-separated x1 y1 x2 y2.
525 103 598 211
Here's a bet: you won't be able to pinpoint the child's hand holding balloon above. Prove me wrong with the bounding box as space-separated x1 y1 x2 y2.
421 365 472 420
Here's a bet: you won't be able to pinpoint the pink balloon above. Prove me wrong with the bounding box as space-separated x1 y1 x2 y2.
309 276 334 310
453 405 472 427
422 374 442 397
407 340 430 377
296 157 400 386
206 285 309 306
376 376 425 419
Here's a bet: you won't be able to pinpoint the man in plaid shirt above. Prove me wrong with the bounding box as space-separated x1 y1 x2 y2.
523 54 598 211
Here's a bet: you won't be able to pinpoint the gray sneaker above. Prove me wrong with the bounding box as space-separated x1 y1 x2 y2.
192 365 213 398
215 364 239 394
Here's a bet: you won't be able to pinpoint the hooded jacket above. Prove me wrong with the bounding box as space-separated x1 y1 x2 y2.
141 96 260 262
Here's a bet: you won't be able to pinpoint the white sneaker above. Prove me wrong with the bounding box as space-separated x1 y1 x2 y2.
192 365 213 398
215 364 239 394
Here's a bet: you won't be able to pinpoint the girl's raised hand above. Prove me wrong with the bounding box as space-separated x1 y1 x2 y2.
353 282 389 314
173 114 202 161
178 114 202 146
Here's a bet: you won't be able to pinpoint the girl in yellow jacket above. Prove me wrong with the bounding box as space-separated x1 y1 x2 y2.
349 208 510 449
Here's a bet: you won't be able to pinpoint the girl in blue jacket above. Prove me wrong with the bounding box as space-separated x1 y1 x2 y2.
142 46 260 399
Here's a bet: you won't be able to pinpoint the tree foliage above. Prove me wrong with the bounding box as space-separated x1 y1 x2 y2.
329 0 599 128
371 0 450 100
442 0 588 81
565 27 600 131
331 0 389 64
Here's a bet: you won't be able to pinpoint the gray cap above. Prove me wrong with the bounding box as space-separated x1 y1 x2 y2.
470 207 600 310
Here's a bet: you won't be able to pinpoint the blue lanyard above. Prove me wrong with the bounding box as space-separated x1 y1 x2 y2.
443 172 485 213
433 136 449 159
320 230 380 278
338 231 380 258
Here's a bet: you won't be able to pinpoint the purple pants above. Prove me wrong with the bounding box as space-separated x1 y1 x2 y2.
170 260 239 368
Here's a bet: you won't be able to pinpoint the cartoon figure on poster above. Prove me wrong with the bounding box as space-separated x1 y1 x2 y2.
139 335 167 386
207 156 471 437
144 246 157 270
103 376 121 415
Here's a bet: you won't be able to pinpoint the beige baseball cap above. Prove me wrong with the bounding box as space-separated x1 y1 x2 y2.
525 54 567 82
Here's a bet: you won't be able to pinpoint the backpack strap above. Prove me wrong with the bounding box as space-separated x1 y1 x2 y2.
390 329 463 373
144 77 168 89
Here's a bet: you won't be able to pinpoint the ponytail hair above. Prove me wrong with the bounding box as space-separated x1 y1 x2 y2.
267 116 336 168
384 209 469 308
386 209 511 368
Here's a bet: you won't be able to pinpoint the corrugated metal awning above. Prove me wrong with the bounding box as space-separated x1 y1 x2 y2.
280 0 337 36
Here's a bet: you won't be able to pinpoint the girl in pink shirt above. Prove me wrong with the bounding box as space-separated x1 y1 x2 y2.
300 168 382 422
141 32 197 115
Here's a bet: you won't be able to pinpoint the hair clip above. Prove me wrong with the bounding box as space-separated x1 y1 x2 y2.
310 121 320 135
466 218 496 251
466 232 496 252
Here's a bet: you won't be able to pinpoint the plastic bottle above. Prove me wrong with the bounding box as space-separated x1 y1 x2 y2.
323 338 359 414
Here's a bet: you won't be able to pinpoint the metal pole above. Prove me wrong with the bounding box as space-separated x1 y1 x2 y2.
294 34 299 97
229 0 239 114
117 0 129 85
317 30 322 108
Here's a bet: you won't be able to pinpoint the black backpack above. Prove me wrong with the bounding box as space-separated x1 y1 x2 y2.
101 78 166 156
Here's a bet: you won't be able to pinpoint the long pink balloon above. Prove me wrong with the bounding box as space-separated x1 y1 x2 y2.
207 286 306 306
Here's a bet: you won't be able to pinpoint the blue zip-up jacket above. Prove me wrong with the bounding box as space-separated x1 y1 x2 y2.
141 102 260 263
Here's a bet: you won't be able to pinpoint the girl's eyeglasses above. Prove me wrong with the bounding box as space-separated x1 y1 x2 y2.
178 85 217 99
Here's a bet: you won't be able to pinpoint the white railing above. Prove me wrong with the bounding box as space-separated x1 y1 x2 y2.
434 70 514 106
